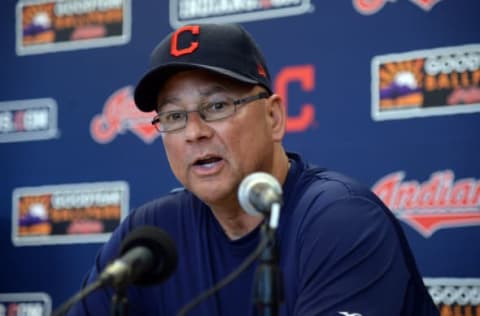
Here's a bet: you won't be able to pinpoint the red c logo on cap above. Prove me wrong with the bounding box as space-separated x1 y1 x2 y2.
170 25 200 57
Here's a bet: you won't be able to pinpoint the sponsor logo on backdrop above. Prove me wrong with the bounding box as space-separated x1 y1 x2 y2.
169 0 312 28
16 0 131 55
90 86 159 144
372 170 480 237
410 0 442 11
353 0 442 15
12 181 128 246
424 278 480 316
276 64 316 132
0 98 58 143
0 292 51 316
91 65 316 144
371 44 480 121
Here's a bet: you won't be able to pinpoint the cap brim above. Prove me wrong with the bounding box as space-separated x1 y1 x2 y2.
134 63 261 112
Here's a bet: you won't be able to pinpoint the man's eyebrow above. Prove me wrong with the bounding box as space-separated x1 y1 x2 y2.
199 85 228 97
157 96 181 112
157 85 228 111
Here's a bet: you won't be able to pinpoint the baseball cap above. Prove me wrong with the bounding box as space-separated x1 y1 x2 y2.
134 23 272 112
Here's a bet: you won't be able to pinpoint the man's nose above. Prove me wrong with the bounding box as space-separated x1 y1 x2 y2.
184 111 214 141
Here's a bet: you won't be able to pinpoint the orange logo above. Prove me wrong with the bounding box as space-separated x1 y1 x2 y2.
373 170 480 237
90 86 158 144
353 0 442 15
275 65 316 133
170 25 200 57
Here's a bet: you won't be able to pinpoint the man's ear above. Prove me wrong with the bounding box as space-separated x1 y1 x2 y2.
267 94 286 142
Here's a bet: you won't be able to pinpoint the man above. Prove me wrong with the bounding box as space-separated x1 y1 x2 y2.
67 24 439 315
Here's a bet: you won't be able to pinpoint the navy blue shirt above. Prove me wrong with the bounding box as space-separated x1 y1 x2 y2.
68 152 439 315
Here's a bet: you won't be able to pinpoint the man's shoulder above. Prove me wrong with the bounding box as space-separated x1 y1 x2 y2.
129 188 199 226
139 187 191 210
287 152 384 214
302 167 378 203
288 164 393 231
290 152 374 199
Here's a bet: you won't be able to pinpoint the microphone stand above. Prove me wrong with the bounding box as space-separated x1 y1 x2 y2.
110 285 129 316
252 204 284 316
107 266 132 316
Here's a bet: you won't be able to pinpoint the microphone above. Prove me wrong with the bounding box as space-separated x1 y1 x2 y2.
100 225 178 288
176 173 283 316
238 172 282 229
52 226 178 316
238 173 284 315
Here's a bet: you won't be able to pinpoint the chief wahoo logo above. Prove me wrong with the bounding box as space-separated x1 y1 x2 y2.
409 0 442 11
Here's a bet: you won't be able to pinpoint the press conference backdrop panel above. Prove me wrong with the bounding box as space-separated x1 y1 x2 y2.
1 1 479 314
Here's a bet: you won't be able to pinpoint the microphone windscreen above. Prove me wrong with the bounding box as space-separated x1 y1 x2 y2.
120 226 178 286
238 172 282 216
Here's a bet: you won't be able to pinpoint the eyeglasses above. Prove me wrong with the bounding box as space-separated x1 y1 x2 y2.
151 92 270 133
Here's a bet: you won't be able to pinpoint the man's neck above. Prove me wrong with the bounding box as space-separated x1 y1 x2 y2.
209 148 290 240
211 206 264 240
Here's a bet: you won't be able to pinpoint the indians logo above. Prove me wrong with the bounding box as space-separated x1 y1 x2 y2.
373 170 480 237
90 86 158 144
353 0 442 15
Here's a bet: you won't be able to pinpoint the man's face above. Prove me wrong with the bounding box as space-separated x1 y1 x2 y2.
157 70 282 208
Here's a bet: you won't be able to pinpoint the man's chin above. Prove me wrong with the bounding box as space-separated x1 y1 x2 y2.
193 187 236 208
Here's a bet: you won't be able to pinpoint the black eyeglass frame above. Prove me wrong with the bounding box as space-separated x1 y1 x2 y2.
151 92 270 133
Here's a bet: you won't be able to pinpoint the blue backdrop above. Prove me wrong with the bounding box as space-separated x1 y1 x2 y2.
1 0 479 314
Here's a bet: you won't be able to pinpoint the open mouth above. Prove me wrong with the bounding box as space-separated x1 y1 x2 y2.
194 156 223 168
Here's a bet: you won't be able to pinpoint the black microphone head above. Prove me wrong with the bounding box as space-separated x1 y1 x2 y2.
120 226 178 286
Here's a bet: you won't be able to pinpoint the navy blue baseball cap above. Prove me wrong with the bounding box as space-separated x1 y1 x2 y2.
134 24 272 112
